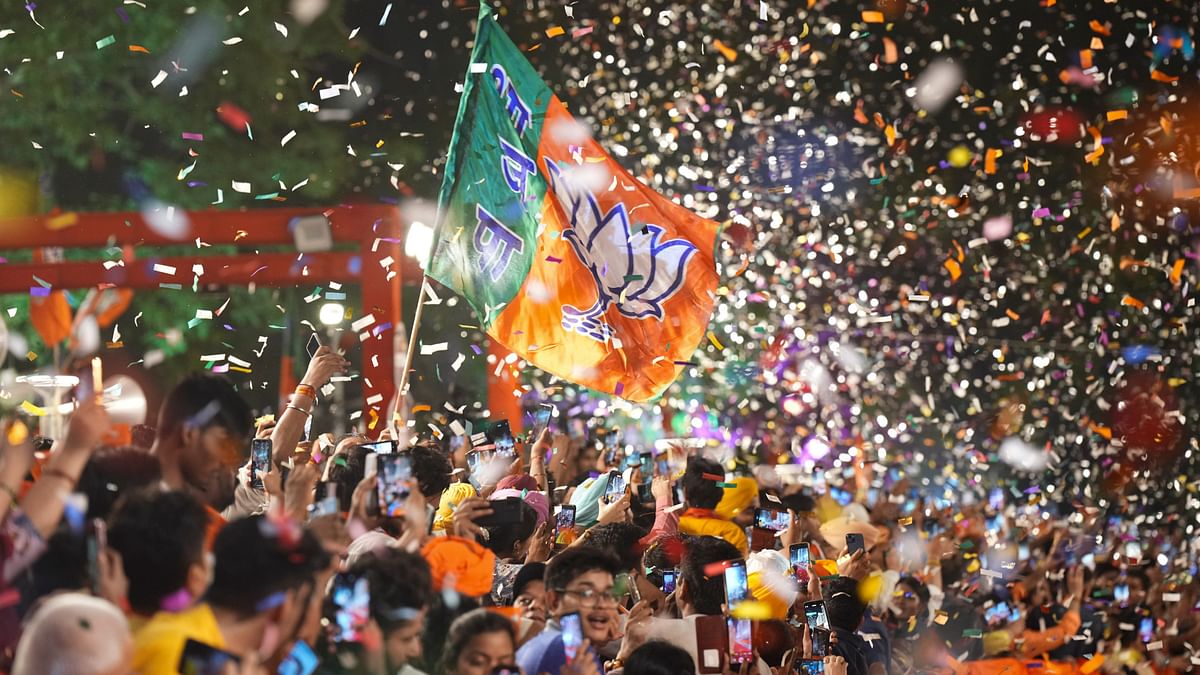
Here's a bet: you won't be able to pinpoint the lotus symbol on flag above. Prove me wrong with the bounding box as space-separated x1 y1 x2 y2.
544 159 698 343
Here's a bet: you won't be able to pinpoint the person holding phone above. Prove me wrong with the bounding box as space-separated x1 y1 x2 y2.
676 457 748 554
515 546 623 675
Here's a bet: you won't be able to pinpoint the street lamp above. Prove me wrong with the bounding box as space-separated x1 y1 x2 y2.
317 301 346 435
405 221 434 268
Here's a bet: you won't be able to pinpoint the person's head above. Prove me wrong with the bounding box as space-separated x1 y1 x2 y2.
824 577 867 632
440 609 517 675
348 547 435 668
207 515 331 660
640 534 693 609
108 489 211 616
894 575 930 622
481 500 538 562
409 442 453 501
678 536 742 616
78 445 162 519
681 457 724 510
623 640 695 675
512 562 547 624
544 546 623 643
583 521 646 573
1125 568 1151 608
12 593 131 675
152 373 253 511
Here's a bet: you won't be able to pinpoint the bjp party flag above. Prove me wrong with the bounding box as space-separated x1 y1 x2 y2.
427 3 719 402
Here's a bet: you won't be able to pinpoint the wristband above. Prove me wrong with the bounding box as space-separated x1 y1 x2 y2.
295 384 317 399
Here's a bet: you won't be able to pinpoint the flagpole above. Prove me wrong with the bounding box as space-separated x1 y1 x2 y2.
395 276 430 404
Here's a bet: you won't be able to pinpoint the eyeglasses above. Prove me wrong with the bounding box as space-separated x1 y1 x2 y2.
894 591 917 600
555 587 620 607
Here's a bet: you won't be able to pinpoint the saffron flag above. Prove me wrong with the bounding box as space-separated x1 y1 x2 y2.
427 3 719 402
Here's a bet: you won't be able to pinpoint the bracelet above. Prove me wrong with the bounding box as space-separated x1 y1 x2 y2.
42 468 77 485
295 384 317 399
286 404 312 418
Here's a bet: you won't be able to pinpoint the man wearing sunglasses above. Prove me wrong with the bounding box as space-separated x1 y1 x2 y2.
515 546 623 675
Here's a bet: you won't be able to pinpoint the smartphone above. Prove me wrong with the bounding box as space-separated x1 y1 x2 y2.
694 614 729 674
636 482 654 504
662 569 678 594
86 518 107 594
179 638 240 675
1018 543 1031 561
375 454 413 518
278 640 319 675
531 404 554 440
560 612 583 664
728 617 753 664
845 532 866 556
327 572 371 643
555 505 577 547
723 559 749 607
985 602 1012 626
1139 617 1154 643
305 333 321 358
790 543 811 574
358 440 397 455
1125 541 1143 562
755 508 791 532
603 471 627 505
1114 584 1130 604
476 497 524 528
311 482 338 519
487 420 516 456
250 438 272 489
829 487 853 506
803 601 834 657
800 660 826 675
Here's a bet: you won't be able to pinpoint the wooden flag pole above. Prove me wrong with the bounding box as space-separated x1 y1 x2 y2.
395 276 431 407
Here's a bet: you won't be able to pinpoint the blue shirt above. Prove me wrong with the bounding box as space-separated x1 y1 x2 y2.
515 626 605 675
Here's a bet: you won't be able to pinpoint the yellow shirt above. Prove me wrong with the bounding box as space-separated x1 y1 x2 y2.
132 603 225 675
678 508 748 554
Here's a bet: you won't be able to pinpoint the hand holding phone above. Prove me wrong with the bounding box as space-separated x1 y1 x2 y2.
560 612 583 664
376 454 413 517
250 438 272 489
327 573 371 643
723 560 749 607
845 532 866 556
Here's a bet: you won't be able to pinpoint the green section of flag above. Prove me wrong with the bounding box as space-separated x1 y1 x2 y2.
427 2 554 328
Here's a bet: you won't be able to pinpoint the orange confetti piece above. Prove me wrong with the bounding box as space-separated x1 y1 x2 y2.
1170 259 1184 285
411 404 432 413
713 38 738 62
943 258 962 281
545 26 565 38
1150 70 1178 83
1040 309 1051 325
1106 110 1128 121
1120 295 1145 310
1005 309 1020 320
128 45 149 53
1088 20 1110 36
1161 115 1173 135
1110 213 1120 231
985 148 1000 174
1079 49 1093 69
1090 36 1103 49
1089 424 1112 440
882 37 898 63
885 124 896 146
854 102 869 125
861 10 885 23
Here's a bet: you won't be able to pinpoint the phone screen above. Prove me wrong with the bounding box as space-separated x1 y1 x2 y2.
604 472 627 505
179 639 240 675
278 640 319 675
1125 541 1143 561
358 440 397 455
985 602 1011 626
662 570 677 594
727 618 753 664
1139 617 1154 643
845 533 865 556
328 573 371 643
488 420 516 456
723 560 749 607
560 612 583 664
800 660 826 675
376 454 413 517
554 505 577 547
790 543 811 572
755 508 791 531
829 487 853 506
250 439 272 489
532 404 554 440
1114 584 1130 604
804 601 830 632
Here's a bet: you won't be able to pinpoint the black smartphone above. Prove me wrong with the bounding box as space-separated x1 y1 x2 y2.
561 612 584 664
250 438 272 489
603 471 627 505
179 638 241 675
800 660 826 674
327 572 371 644
728 617 753 664
804 600 831 657
86 518 106 594
755 508 791 531
554 505 577 547
661 569 678 594
278 640 319 675
531 404 554 440
376 454 413 518
845 532 866 556
477 497 524 528
357 439 397 455
790 543 811 575
487 420 516 456
305 333 321 358
723 559 749 607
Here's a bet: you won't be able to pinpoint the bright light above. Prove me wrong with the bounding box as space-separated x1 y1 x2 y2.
319 302 345 326
405 220 434 268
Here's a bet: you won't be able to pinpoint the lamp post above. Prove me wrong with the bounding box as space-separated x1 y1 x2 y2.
319 302 346 436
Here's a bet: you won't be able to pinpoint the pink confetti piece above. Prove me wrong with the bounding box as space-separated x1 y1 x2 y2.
546 255 563 263
572 26 594 38
181 132 204 141
1032 206 1051 218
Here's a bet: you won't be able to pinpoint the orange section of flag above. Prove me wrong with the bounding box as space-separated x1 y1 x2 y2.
488 97 719 402
30 291 72 346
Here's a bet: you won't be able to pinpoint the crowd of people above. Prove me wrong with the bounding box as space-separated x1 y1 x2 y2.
0 346 1193 675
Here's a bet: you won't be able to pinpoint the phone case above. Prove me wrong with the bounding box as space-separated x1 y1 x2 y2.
694 615 728 674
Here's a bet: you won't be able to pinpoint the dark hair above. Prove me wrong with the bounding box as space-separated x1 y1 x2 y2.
583 522 647 571
681 457 724 510
130 424 157 450
409 443 452 500
155 373 253 443
348 547 435 634
482 501 537 559
624 640 695 675
512 563 546 601
328 443 371 512
77 446 163 520
440 608 516 674
824 577 866 632
643 534 694 589
896 575 930 605
108 489 210 616
418 594 480 675
544 546 622 592
679 536 741 615
206 516 331 618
